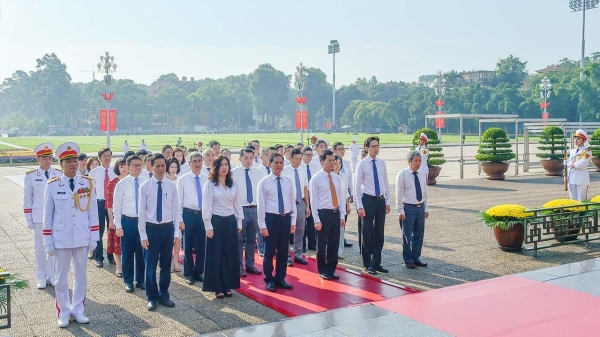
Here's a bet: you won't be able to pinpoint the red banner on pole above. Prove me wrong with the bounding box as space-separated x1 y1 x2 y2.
435 111 445 129
99 110 107 131
109 109 117 131
295 111 301 129
296 110 308 129
301 110 308 129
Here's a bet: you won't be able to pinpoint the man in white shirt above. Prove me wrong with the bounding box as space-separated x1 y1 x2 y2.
283 144 293 166
256 147 272 177
282 148 310 266
123 140 129 156
249 140 262 167
88 147 117 267
333 141 354 249
202 149 215 176
138 154 181 311
257 154 296 292
139 139 147 151
309 150 346 280
396 151 429 270
232 148 265 277
140 154 152 179
114 155 147 293
177 151 207 285
301 147 321 252
311 140 328 164
209 140 221 155
354 136 390 275
350 138 359 172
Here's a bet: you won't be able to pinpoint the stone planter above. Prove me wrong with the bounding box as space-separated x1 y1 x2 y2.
480 162 509 180
427 166 441 186
493 224 524 252
540 159 564 176
592 157 600 172
552 219 582 243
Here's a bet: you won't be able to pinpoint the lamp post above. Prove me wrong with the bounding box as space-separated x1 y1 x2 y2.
294 63 308 143
569 0 599 124
328 40 340 132
97 51 117 148
432 70 446 142
539 76 552 119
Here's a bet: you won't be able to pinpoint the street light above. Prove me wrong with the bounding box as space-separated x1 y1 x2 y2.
328 40 340 132
432 70 446 142
539 76 552 119
294 63 308 143
97 52 117 148
569 0 599 124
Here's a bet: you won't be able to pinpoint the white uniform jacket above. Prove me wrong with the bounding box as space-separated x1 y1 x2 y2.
567 147 592 186
24 167 62 226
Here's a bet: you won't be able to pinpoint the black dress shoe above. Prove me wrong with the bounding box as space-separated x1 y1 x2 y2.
374 265 389 273
147 300 157 311
125 283 134 293
415 261 428 267
159 298 175 308
330 273 340 280
245 266 262 275
136 282 145 290
319 273 332 280
366 266 378 275
344 242 353 248
287 258 293 267
275 280 293 289
406 263 416 269
194 275 204 282
266 281 276 292
95 261 103 268
185 276 194 285
294 257 308 265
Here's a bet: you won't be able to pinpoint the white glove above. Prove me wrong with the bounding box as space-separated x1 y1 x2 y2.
45 246 55 257
88 241 97 253
26 222 34 229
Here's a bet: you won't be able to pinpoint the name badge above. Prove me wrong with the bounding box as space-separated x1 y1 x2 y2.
35 179 43 181
57 192 66 195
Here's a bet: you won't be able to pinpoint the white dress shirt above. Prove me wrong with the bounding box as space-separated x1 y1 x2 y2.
301 161 322 182
257 174 296 229
252 157 262 167
89 165 116 200
178 163 191 176
340 158 353 196
256 163 271 177
139 142 147 150
113 174 148 230
337 172 350 208
354 156 390 208
202 181 244 231
282 165 308 203
201 166 212 177
231 165 265 206
138 176 181 241
284 158 291 166
395 166 428 216
177 172 207 217
140 169 151 179
350 143 360 158
309 170 346 223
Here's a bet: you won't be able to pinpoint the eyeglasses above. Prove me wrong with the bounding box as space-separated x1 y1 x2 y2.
368 145 380 148
130 164 142 168
190 160 203 164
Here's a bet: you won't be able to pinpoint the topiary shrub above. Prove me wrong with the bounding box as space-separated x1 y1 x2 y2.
588 129 600 158
412 128 446 167
475 127 516 163
536 126 566 161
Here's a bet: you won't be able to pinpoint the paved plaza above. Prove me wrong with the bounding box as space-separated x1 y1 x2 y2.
1 145 599 336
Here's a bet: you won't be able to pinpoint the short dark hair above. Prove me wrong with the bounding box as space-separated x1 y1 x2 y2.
319 149 334 162
290 148 302 157
364 136 380 148
209 140 220 148
209 156 233 187
78 153 88 161
269 153 284 163
296 142 304 147
274 144 283 150
284 144 294 151
248 139 259 145
332 142 344 151
247 145 256 152
188 147 198 152
162 145 173 153
124 151 136 160
239 148 254 157
151 154 166 166
221 149 231 155
167 157 181 174
98 148 112 157
136 149 148 156
268 147 277 151
302 146 313 154
113 159 126 176
126 155 142 166
316 140 327 147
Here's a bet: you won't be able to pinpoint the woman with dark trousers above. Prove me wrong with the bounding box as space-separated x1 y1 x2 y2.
202 156 243 298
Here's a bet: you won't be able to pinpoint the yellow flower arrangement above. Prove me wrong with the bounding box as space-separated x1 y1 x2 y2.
590 195 600 203
542 199 585 212
480 204 531 230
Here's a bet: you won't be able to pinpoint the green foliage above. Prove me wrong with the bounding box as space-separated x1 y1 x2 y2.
536 126 566 161
478 211 524 231
475 127 516 163
589 129 600 158
0 269 28 312
412 128 446 167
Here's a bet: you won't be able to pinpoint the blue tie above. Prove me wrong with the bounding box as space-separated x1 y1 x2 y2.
45 170 49 179
265 165 270 175
156 181 163 222
341 163 345 174
413 172 423 202
69 178 74 192
306 165 312 181
372 159 381 196
294 168 302 204
277 177 284 214
195 176 202 209
134 177 139 215
245 168 253 204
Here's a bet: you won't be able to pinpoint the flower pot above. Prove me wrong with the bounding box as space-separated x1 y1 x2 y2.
493 224 524 252
427 166 441 185
480 162 509 180
592 157 600 172
540 159 564 176
552 219 581 242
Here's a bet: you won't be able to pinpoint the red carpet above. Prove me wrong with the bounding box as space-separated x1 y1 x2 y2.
235 255 418 317
375 275 600 337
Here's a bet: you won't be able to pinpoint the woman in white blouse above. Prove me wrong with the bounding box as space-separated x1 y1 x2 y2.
202 155 244 299
333 155 351 259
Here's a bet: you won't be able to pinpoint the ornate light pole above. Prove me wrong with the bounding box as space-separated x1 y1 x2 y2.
294 63 308 143
97 52 117 148
539 76 552 119
328 40 340 132
432 70 446 142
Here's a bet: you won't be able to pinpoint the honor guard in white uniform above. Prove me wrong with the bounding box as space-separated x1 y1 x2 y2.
416 133 429 178
24 143 62 289
567 129 592 201
43 142 99 328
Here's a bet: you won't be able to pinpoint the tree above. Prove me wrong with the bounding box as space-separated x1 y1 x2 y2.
495 55 528 85
155 85 189 126
249 64 290 128
158 73 180 82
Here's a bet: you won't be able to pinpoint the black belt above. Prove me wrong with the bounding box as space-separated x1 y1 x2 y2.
243 205 257 209
146 221 173 228
266 212 292 218
318 208 339 213
364 194 385 200
98 199 106 202
183 207 202 214
122 215 138 220
404 203 424 208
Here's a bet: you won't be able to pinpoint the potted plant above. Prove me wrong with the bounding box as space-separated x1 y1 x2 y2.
587 129 600 171
536 126 566 176
541 199 586 242
475 127 516 180
480 204 532 252
412 128 446 185
0 268 28 329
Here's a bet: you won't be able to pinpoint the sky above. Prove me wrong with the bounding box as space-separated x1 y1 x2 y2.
1 0 599 86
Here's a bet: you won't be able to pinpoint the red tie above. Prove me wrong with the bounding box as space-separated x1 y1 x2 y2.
104 168 109 193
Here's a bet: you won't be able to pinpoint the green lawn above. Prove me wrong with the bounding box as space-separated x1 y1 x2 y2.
0 133 479 154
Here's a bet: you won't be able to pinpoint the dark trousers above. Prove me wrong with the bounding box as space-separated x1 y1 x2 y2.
144 223 174 301
203 215 240 293
303 214 316 250
316 210 340 275
95 200 113 262
263 213 291 283
183 210 206 279
401 204 425 264
239 207 258 269
361 196 386 268
121 216 145 285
